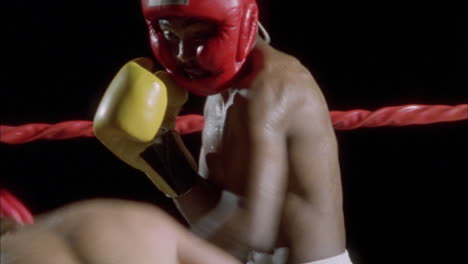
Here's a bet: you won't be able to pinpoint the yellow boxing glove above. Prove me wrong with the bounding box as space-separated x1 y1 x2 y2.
94 57 196 198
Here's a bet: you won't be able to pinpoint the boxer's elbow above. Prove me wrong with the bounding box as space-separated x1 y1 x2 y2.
241 210 280 253
246 230 277 253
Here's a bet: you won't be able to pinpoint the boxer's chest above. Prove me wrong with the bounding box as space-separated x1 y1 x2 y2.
202 94 229 155
200 90 250 194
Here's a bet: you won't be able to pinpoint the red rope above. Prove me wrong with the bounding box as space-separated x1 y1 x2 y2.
331 104 467 130
0 189 34 225
1 104 466 144
0 121 94 144
0 104 466 223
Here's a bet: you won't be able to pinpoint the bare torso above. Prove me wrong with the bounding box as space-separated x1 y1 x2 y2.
198 40 346 262
0 200 241 264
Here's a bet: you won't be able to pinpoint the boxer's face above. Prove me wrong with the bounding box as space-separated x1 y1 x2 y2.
158 18 217 79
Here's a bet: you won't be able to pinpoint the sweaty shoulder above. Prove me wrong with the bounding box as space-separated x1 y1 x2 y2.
236 40 332 135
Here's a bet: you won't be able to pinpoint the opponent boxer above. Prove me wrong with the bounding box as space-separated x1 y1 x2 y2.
140 0 351 263
0 199 241 264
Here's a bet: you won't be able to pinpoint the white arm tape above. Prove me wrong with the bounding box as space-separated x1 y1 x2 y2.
190 190 240 238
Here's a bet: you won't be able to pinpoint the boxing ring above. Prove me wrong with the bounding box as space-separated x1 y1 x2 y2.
1 103 466 225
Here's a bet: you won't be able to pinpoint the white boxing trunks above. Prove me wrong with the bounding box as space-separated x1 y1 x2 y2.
246 248 353 264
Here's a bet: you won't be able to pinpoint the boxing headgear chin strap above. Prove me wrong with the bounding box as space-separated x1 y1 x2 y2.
141 0 259 96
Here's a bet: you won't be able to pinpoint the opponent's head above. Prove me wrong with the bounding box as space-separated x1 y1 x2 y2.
141 0 259 96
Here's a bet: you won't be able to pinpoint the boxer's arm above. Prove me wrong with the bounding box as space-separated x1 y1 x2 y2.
173 176 222 226
256 54 345 262
242 119 288 252
1 200 242 264
201 44 296 255
286 89 347 262
225 42 295 253
201 120 288 260
207 87 289 255
234 40 345 261
94 58 200 198
172 95 226 226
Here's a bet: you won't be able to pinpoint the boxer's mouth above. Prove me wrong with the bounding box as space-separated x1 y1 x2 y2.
182 67 211 79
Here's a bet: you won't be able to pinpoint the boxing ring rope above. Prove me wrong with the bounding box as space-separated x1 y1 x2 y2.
1 103 466 224
1 104 466 144
0 189 34 225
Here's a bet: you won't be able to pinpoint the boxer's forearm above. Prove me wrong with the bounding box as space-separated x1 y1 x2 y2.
173 177 221 226
212 128 288 254
243 148 288 252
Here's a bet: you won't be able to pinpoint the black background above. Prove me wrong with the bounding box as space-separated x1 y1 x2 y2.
2 1 467 263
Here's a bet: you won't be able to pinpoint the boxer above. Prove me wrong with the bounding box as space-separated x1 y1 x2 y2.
90 0 352 263
1 199 241 264
139 1 352 263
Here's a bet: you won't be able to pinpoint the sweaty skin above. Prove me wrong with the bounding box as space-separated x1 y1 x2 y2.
203 40 346 263
0 200 241 264
162 17 346 263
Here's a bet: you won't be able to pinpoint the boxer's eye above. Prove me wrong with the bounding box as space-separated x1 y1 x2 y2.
163 30 179 41
190 37 208 44
189 32 213 43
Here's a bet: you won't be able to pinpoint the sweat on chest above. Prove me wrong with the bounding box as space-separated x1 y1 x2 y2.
200 91 252 194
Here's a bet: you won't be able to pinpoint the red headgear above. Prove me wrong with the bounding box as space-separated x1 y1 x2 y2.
141 0 259 96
